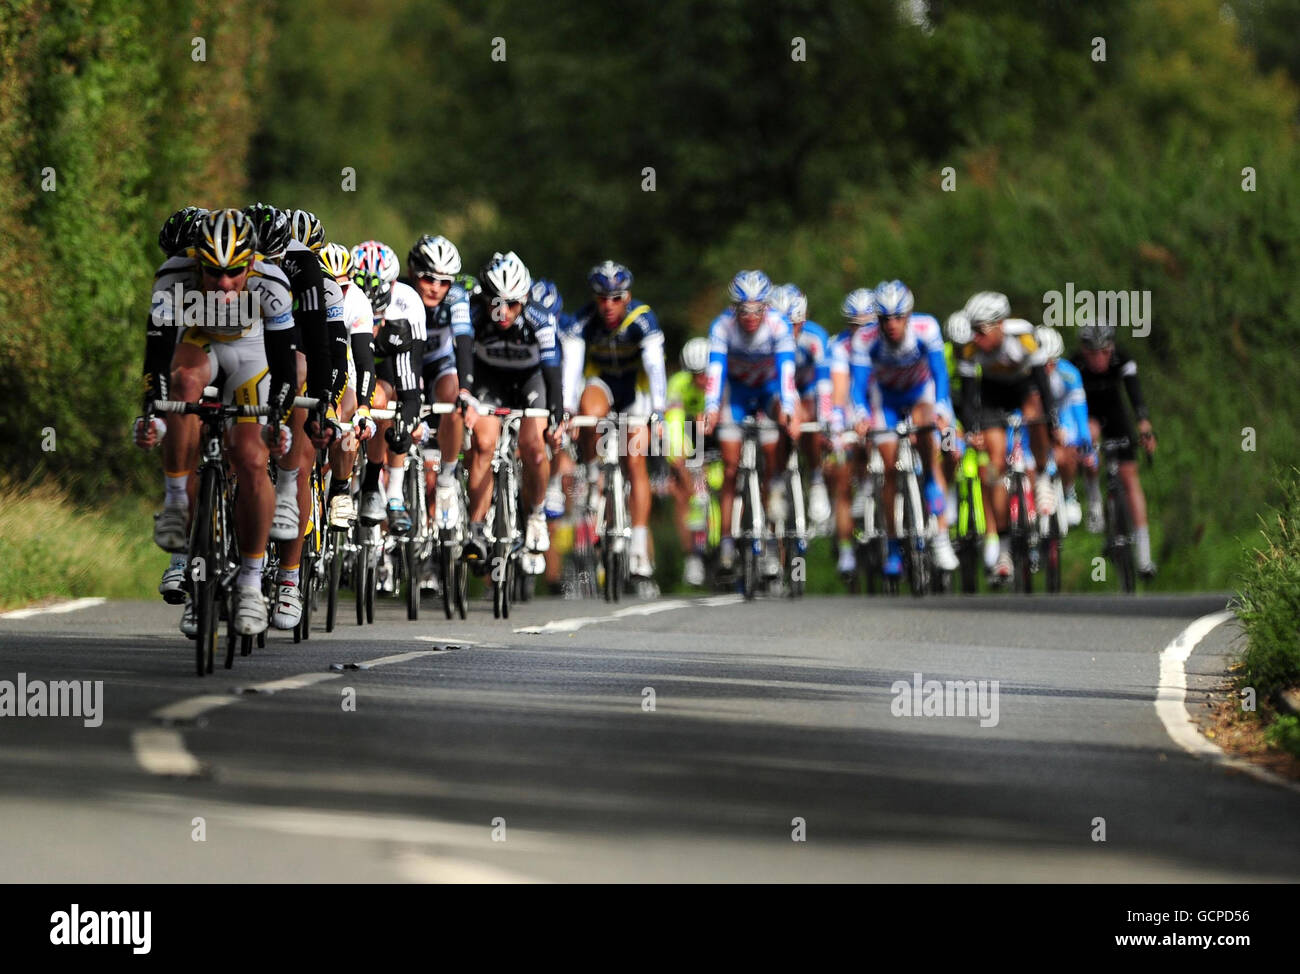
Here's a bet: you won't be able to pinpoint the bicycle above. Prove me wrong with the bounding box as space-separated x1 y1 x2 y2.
684 444 724 590
885 420 937 598
481 406 549 619
421 401 470 621
731 416 773 601
952 442 987 595
1039 453 1071 594
1099 437 1137 594
769 421 821 598
996 412 1051 594
154 387 273 676
569 412 648 603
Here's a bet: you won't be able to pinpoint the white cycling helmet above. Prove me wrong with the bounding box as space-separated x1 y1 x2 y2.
873 280 915 318
768 283 797 317
964 291 1011 328
945 310 972 345
409 234 462 277
352 240 400 285
1035 325 1064 362
842 288 877 323
729 269 773 305
680 337 709 374
480 250 532 303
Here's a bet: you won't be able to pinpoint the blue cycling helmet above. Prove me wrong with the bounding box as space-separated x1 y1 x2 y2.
873 280 914 318
729 269 772 305
842 288 877 323
587 260 633 295
530 278 562 314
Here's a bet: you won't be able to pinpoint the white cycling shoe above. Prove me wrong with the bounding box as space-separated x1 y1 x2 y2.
233 585 268 636
629 550 653 579
159 558 187 605
270 494 300 541
837 545 857 576
808 481 832 526
328 493 355 528
544 476 567 520
931 533 960 572
525 511 550 553
153 506 188 553
683 554 705 587
1064 496 1083 528
271 579 303 630
1034 477 1056 519
435 481 461 531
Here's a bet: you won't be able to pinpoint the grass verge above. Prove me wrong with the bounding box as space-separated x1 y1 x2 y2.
0 479 161 611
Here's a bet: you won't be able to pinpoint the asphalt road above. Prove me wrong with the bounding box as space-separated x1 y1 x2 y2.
1 589 1293 882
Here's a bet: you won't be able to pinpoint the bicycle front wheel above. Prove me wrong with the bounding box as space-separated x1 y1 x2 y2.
193 466 222 677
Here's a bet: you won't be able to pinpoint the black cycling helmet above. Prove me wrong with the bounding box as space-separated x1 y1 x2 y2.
158 205 207 257
243 202 291 261
354 269 392 315
1078 321 1117 350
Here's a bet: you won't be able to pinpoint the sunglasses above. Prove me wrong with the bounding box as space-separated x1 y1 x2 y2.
737 302 766 316
417 272 454 284
200 263 248 279
595 292 629 302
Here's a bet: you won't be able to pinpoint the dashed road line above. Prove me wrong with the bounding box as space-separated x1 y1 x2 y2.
514 596 736 634
0 597 106 620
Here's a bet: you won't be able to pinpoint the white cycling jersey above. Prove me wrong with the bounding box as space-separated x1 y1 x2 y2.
150 256 294 341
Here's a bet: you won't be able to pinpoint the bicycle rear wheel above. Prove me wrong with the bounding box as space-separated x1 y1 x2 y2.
902 480 928 598
405 540 420 620
441 543 455 620
1107 489 1137 594
1012 480 1033 595
492 542 509 618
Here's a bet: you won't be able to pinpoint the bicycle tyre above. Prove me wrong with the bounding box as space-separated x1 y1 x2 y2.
902 479 928 598
355 542 367 626
441 543 455 620
1107 488 1137 594
455 555 468 619
193 465 223 677
326 528 342 632
365 548 377 623
1012 479 1033 595
405 540 420 621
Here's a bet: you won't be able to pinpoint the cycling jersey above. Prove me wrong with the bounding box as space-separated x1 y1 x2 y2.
664 370 706 461
704 307 797 422
340 279 375 408
793 320 833 420
954 319 1055 430
148 256 297 422
555 310 584 412
567 301 668 414
1069 345 1147 462
409 277 473 384
458 296 562 422
373 280 427 431
1050 359 1092 450
849 313 952 428
282 239 346 408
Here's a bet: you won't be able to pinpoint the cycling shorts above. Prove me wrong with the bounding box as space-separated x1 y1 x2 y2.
180 329 269 425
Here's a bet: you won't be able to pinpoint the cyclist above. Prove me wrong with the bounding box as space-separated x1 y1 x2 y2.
665 337 710 586
850 280 960 578
567 261 668 583
956 291 1058 583
139 206 207 614
351 240 426 538
458 252 564 566
769 284 833 532
1071 321 1157 576
318 242 377 528
406 234 473 537
1036 325 1092 527
260 206 348 630
701 270 799 574
143 208 296 635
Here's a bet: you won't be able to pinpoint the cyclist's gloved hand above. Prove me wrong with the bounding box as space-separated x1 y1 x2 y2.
352 406 375 442
305 403 336 450
133 414 166 450
386 419 412 454
263 423 292 459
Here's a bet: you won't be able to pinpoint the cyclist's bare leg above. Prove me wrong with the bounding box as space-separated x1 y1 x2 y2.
982 427 1009 534
229 422 274 561
328 386 359 485
434 372 462 485
1120 461 1147 528
577 383 612 465
625 422 650 529
719 438 741 540
165 342 212 513
519 416 550 510
912 401 947 530
878 438 899 537
467 416 500 522
278 353 311 571
1022 390 1050 472
668 457 693 551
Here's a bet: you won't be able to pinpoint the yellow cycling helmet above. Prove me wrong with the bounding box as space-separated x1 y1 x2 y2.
319 242 353 279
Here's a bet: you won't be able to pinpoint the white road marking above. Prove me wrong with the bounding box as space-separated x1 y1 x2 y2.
130 729 203 777
358 649 440 667
0 597 106 620
153 694 240 724
514 596 737 634
236 672 341 694
392 850 545 884
1156 609 1300 795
